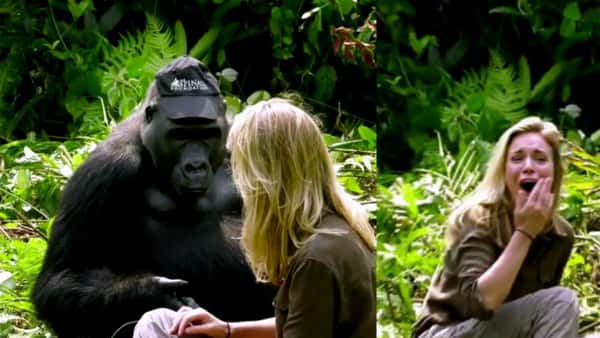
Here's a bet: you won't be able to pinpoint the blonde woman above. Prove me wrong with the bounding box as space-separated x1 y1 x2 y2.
133 98 376 338
413 117 578 338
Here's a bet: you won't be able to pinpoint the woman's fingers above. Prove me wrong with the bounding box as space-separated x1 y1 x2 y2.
528 177 545 206
515 177 555 236
169 308 210 336
516 188 528 210
183 322 220 336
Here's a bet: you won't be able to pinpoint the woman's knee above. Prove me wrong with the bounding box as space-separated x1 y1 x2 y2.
133 308 178 338
537 287 579 316
140 307 176 321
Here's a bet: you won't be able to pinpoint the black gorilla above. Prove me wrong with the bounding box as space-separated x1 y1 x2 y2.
32 56 275 338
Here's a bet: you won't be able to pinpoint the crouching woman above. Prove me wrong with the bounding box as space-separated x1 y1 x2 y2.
413 117 578 338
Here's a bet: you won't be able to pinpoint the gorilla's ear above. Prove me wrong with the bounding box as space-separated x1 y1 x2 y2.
145 105 157 123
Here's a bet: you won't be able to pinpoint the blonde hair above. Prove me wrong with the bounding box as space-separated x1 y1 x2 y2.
445 116 564 248
226 98 375 284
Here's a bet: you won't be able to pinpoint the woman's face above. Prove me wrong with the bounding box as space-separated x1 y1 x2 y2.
504 132 554 204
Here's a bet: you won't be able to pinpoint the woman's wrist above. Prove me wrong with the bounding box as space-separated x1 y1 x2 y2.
224 321 231 338
514 227 535 241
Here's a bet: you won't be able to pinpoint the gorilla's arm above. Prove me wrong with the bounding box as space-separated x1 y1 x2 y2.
32 120 182 337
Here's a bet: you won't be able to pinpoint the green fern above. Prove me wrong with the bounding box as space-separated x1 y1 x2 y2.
65 97 110 137
441 69 484 144
485 50 529 122
99 14 184 120
142 14 183 75
442 50 532 149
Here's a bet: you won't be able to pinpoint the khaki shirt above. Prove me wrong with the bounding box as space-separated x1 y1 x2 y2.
412 209 574 338
274 214 376 338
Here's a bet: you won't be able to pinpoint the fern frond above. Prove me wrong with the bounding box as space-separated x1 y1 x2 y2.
101 31 144 70
145 14 172 49
483 50 528 123
144 14 178 58
442 69 485 127
97 14 183 120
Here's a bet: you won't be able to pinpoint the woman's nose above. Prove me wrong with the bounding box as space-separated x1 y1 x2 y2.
522 157 534 172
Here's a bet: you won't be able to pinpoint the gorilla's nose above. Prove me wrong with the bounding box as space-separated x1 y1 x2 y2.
184 161 209 178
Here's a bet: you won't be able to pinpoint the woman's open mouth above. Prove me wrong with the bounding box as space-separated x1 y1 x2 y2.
520 181 537 192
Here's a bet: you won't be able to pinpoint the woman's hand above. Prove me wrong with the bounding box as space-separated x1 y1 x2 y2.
513 177 553 238
169 306 228 337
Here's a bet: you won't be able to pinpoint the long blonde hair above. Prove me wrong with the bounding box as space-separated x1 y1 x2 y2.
445 116 564 248
226 98 375 284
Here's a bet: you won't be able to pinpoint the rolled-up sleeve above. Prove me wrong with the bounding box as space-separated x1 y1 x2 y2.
282 259 336 338
451 229 497 319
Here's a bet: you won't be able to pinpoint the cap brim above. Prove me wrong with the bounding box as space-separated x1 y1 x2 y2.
157 96 221 120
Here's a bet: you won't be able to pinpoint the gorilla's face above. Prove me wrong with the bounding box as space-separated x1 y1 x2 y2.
141 106 227 198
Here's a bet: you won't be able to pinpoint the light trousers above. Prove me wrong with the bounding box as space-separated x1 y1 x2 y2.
419 287 579 338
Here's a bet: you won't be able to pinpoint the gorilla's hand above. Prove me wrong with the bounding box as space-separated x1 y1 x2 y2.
142 276 190 309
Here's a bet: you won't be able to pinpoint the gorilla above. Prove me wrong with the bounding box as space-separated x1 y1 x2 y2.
32 56 276 338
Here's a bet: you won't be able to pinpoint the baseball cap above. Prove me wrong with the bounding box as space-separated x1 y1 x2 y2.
155 56 223 120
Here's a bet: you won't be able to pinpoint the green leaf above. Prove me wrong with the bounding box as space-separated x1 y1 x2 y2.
530 63 564 102
322 133 340 146
339 176 363 194
358 125 377 149
217 49 226 67
189 27 220 59
16 169 30 191
401 182 419 218
173 20 187 55
408 32 436 57
119 96 137 118
337 0 355 16
67 0 93 21
307 14 322 51
560 18 576 37
246 90 271 105
563 3 581 20
466 93 485 113
478 110 505 142
590 129 600 145
224 95 242 116
398 278 414 310
126 56 145 78
517 56 531 98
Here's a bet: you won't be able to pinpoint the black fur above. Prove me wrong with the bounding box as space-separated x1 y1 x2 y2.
32 109 275 338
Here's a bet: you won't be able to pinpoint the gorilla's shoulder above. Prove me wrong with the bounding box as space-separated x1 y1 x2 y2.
94 113 143 161
71 113 145 186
